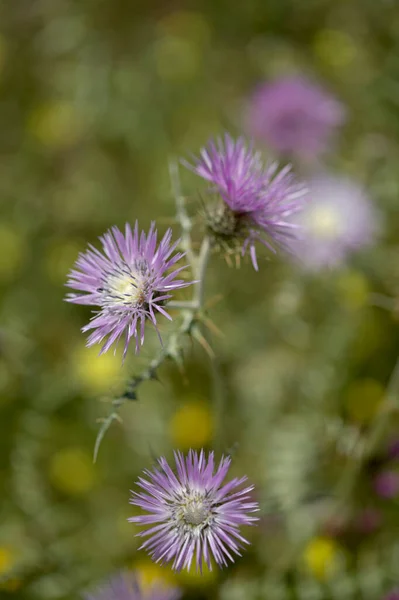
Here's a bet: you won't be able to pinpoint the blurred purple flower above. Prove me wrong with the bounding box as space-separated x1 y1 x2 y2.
66 222 191 359
245 76 346 158
373 470 399 499
183 134 307 269
388 438 399 460
384 590 399 600
83 571 181 600
129 449 259 571
290 176 377 271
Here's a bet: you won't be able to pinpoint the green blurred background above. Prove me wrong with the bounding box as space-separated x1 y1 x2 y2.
1 0 399 598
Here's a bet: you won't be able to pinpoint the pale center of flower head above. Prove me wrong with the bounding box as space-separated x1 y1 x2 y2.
183 500 210 526
173 490 213 536
306 204 343 240
102 260 150 308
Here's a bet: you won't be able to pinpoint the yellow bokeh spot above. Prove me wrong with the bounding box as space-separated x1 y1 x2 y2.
346 378 384 424
0 226 25 282
155 36 200 81
176 562 217 587
303 536 340 581
132 558 176 589
45 240 83 285
49 447 96 495
314 30 358 70
336 270 370 310
28 101 83 148
169 400 213 449
71 343 122 394
0 547 16 575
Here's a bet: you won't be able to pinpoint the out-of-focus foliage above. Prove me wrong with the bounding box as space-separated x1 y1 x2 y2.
0 0 399 598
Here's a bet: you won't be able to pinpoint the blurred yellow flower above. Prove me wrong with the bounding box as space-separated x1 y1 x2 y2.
132 558 177 589
346 378 384 424
303 536 341 580
28 101 83 148
336 270 369 310
71 343 122 395
0 547 22 591
49 447 96 495
169 399 213 449
313 30 358 70
176 561 217 587
0 225 25 282
44 240 83 285
0 547 16 575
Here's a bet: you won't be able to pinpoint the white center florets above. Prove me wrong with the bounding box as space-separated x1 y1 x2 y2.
172 489 214 537
183 500 210 526
101 260 151 309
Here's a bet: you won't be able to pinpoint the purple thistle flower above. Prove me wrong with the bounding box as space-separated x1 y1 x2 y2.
289 175 378 271
184 134 268 213
129 449 259 572
66 222 192 358
183 134 307 269
83 571 181 600
245 75 346 159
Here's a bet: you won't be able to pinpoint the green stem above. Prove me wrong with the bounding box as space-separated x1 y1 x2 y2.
93 166 213 461
194 236 211 308
169 159 195 266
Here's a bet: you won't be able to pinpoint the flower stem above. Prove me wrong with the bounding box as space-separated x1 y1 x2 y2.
167 236 212 312
93 164 213 461
194 236 211 308
169 159 195 266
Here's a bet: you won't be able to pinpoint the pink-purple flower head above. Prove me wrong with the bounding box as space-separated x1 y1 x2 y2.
129 449 259 572
66 222 192 359
290 176 378 271
245 75 346 159
83 571 181 600
183 134 307 269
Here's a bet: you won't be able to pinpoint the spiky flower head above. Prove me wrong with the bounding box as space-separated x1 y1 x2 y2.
129 449 259 572
183 134 307 269
66 222 191 358
83 571 181 600
245 75 346 159
289 176 378 271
